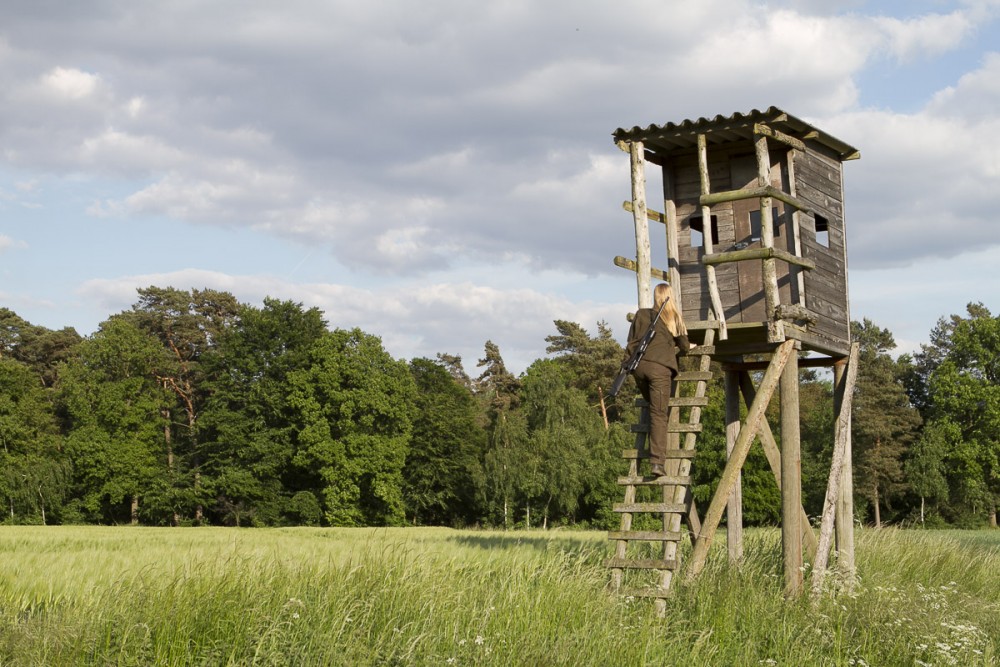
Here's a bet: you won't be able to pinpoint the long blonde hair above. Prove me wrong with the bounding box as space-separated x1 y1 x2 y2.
653 283 686 337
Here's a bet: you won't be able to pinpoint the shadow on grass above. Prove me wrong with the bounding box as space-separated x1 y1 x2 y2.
444 532 603 555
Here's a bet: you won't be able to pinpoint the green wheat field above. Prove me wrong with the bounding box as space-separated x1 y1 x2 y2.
1 526 997 666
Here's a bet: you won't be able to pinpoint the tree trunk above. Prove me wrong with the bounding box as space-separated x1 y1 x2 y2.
503 497 509 530
131 495 139 525
525 504 530 529
990 509 997 529
598 386 609 431
874 485 881 529
920 495 925 526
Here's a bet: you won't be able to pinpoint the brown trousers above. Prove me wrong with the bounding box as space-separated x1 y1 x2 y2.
633 359 675 466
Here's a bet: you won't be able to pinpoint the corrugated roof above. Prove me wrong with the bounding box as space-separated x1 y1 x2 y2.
612 106 860 161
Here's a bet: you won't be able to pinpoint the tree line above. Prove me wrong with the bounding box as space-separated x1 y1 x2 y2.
1 287 996 529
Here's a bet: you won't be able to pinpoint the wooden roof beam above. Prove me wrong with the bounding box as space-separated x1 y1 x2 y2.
754 122 806 152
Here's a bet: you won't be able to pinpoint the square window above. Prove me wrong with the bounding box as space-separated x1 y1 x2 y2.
815 214 830 248
690 214 719 247
749 207 780 242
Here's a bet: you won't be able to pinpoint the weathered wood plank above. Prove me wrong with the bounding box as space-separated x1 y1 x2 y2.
698 133 728 341
622 199 665 224
631 423 702 434
755 135 782 342
624 587 672 599
812 342 859 597
604 558 678 571
667 396 710 407
621 448 697 460
754 122 806 151
701 246 816 270
613 255 670 282
617 474 692 486
794 180 844 217
781 351 804 597
700 184 812 215
784 324 852 357
607 530 683 542
613 502 688 514
630 142 652 308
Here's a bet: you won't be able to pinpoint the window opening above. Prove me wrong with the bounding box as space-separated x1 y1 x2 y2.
690 214 719 247
815 214 830 248
749 207 780 242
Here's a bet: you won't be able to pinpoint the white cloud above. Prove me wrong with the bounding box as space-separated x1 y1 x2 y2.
3 0 1000 362
41 66 99 99
0 235 28 252
927 51 1000 122
874 11 975 62
74 268 631 373
819 46 1000 269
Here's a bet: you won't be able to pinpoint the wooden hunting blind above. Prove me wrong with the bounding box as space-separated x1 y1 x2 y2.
607 107 861 609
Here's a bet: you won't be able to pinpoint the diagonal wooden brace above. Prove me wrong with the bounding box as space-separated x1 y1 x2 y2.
811 342 860 597
686 340 796 580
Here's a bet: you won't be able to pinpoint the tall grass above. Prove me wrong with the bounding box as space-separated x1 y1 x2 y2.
0 526 996 665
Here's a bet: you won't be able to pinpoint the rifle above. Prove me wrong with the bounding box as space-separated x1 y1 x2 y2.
608 297 670 398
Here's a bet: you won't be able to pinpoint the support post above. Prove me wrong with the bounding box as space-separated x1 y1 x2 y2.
754 133 783 342
812 343 859 596
780 347 803 597
662 162 683 313
629 141 652 308
834 355 856 582
725 369 743 563
696 134 727 339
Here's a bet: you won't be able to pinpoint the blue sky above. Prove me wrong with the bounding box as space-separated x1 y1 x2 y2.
2 0 999 373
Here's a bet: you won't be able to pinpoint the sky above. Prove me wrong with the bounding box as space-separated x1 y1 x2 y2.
2 0 999 375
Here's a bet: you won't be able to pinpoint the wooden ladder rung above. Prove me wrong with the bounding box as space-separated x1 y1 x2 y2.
624 587 672 599
631 423 702 434
604 558 678 571
621 448 696 459
668 396 710 407
613 502 688 514
675 371 714 382
607 530 683 541
617 474 692 486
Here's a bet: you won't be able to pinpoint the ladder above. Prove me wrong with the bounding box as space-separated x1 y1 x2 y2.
607 326 716 607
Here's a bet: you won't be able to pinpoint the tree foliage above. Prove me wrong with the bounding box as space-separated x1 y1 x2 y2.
1 294 998 529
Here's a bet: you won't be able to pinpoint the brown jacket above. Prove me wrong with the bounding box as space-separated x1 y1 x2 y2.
623 308 690 375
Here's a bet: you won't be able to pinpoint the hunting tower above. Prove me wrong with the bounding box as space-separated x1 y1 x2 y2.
607 107 861 607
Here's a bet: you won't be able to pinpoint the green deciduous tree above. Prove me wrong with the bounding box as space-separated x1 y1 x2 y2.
404 358 485 526
288 328 416 526
0 358 68 524
920 304 1000 527
199 298 329 525
60 318 169 524
905 420 952 525
517 359 610 528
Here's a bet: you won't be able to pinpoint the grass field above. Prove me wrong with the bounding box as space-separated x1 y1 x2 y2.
1 526 997 666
